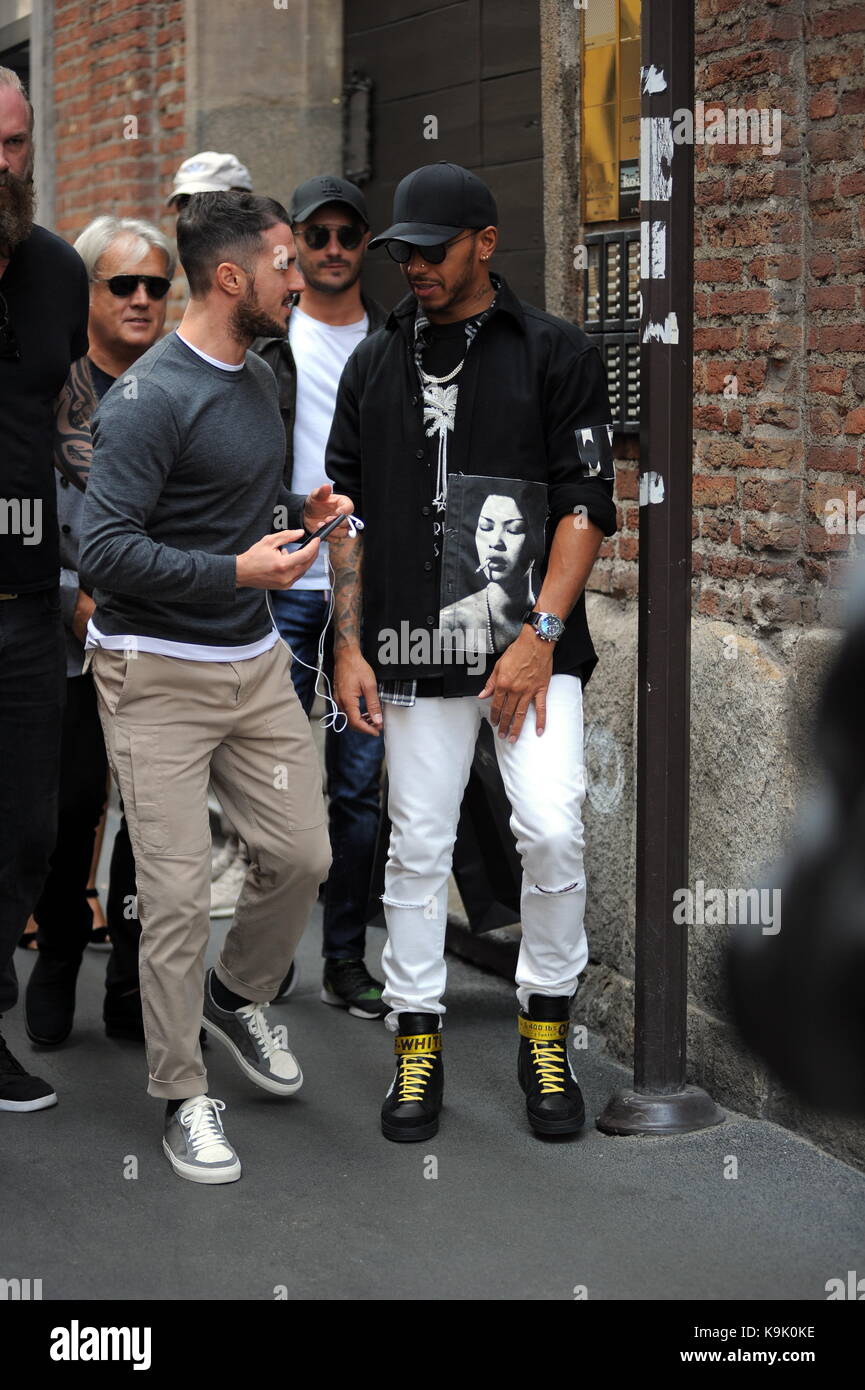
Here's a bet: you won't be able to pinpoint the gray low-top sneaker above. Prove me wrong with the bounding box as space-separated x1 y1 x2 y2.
162 1094 241 1184
202 969 303 1096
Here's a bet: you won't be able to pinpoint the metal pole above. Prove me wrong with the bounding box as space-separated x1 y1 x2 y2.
597 0 723 1135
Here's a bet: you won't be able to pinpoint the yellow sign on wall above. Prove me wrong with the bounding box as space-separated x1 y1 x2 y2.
582 0 641 223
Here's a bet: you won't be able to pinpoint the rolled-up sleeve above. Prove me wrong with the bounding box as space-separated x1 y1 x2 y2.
543 341 618 536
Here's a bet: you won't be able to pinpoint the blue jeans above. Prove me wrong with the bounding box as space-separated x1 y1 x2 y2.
0 588 66 1014
270 588 384 961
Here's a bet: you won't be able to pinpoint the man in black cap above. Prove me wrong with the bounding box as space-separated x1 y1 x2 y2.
253 176 389 1020
326 162 617 1142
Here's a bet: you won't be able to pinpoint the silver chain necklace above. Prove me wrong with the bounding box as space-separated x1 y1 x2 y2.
485 587 497 655
420 356 466 387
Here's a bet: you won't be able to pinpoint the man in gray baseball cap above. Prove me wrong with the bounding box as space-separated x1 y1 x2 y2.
167 151 253 213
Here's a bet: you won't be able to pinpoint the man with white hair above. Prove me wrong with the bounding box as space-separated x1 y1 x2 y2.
25 216 176 1049
0 67 89 1111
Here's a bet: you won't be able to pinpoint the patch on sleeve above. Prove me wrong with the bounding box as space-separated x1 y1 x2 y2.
574 425 615 480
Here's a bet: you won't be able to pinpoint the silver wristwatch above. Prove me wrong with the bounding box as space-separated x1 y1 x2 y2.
524 609 565 642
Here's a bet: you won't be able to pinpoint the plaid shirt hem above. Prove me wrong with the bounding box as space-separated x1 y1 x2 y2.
378 680 417 707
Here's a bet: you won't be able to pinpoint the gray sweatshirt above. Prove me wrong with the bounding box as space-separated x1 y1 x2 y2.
79 332 306 647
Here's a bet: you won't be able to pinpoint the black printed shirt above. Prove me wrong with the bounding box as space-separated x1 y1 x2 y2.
325 272 617 697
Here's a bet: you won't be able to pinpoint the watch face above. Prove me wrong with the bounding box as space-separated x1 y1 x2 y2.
538 614 564 640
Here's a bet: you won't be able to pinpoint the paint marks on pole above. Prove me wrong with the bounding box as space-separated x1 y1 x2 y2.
640 220 667 279
642 312 680 344
639 471 666 506
641 64 667 94
640 117 674 202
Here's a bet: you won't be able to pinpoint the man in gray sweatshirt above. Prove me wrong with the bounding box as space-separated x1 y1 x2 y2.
80 191 352 1184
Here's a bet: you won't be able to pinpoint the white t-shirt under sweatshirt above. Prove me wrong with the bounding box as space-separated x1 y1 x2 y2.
287 306 368 589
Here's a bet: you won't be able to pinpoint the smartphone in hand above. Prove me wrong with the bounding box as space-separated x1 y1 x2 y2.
296 515 348 549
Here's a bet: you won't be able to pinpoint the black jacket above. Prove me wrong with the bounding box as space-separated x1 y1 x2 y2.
325 274 618 696
252 290 388 487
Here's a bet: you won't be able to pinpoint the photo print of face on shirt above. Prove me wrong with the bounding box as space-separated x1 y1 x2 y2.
439 475 549 660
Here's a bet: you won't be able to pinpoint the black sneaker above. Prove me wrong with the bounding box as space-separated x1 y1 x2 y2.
25 953 81 1046
321 958 388 1020
381 1012 443 1142
273 959 298 1002
518 994 585 1135
0 1031 58 1112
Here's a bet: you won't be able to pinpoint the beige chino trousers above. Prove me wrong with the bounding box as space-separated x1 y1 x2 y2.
89 640 331 1099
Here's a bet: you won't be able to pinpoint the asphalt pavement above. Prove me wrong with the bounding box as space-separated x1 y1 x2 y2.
2 896 863 1302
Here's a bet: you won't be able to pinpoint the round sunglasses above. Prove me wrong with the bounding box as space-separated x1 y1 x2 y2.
385 230 476 265
299 223 365 251
96 274 173 300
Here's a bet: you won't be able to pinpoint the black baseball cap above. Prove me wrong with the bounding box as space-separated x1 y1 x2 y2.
368 162 498 249
289 174 370 226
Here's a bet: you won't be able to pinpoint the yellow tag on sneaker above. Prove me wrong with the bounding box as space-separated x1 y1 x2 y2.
394 1032 442 1055
518 1016 569 1042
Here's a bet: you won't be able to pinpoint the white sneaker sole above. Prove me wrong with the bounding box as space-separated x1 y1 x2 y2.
162 1138 241 1184
201 1018 303 1096
0 1091 58 1112
320 986 385 1021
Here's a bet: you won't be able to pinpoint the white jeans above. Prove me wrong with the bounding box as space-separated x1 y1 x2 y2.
381 674 588 1028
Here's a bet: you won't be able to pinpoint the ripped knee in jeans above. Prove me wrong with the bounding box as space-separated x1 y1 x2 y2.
528 877 585 896
381 892 441 919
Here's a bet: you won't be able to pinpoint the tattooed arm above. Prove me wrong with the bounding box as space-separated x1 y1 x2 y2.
328 531 363 651
54 356 97 492
329 532 382 735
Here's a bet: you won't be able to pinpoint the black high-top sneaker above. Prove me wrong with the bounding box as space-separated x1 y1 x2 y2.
380 1012 443 1142
518 994 585 1135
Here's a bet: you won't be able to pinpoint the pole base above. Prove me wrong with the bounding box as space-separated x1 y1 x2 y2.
596 1084 725 1136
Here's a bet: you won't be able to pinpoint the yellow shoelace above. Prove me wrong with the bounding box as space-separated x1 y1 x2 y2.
531 1039 566 1094
397 1053 436 1102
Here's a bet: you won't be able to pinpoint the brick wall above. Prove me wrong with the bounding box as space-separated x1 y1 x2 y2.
694 0 865 630
53 0 185 321
590 0 865 631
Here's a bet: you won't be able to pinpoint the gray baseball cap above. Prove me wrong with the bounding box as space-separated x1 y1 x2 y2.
167 152 253 206
290 174 370 226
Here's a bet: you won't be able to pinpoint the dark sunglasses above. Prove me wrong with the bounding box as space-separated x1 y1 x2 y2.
0 291 20 362
300 223 365 251
97 274 173 300
385 230 476 265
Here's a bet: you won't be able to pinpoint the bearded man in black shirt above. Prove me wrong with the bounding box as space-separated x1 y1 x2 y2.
0 68 91 1112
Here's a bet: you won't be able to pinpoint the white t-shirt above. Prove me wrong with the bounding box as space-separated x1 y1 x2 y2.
288 306 368 589
85 332 278 663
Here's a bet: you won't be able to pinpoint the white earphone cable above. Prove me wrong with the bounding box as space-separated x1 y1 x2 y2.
265 513 364 734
